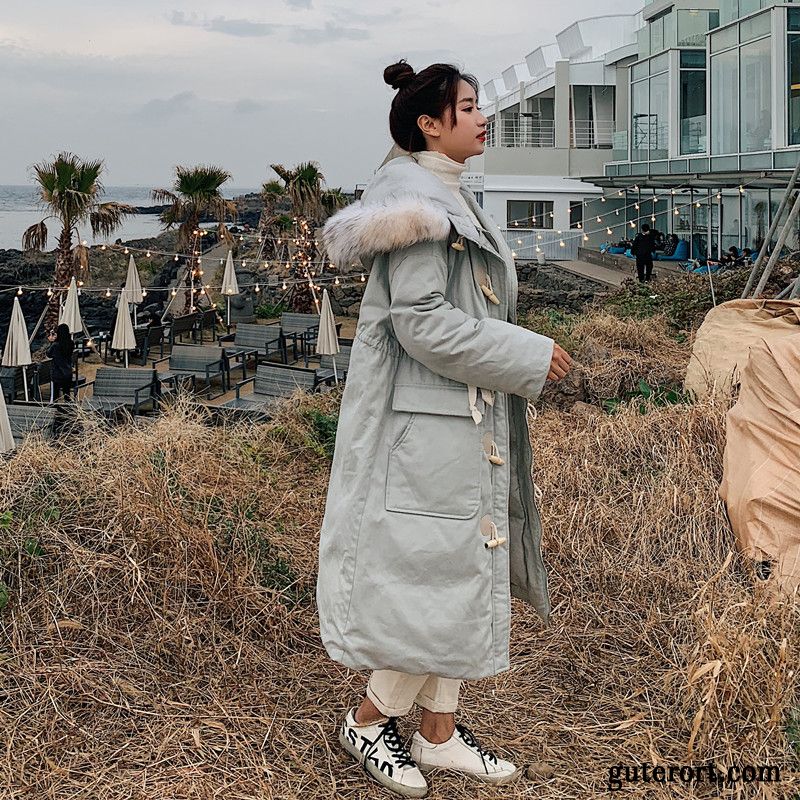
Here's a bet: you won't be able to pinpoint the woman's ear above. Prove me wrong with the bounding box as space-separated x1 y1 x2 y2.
417 114 441 139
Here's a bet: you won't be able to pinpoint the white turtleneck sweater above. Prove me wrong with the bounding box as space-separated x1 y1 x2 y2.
414 150 482 229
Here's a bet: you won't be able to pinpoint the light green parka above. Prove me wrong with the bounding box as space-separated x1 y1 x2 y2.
315 155 555 679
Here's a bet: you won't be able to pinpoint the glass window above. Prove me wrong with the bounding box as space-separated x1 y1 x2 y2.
739 0 761 18
569 201 583 230
632 60 649 81
681 69 707 154
631 80 650 161
681 50 707 68
650 53 669 74
664 11 676 47
650 71 669 160
711 24 739 52
790 8 800 32
507 200 554 229
678 9 719 47
740 36 771 151
743 189 769 251
711 49 739 153
740 12 770 42
650 16 664 53
637 25 650 59
720 0 739 27
789 32 800 144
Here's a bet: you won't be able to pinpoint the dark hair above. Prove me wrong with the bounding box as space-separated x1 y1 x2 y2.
641 223 650 232
383 60 480 153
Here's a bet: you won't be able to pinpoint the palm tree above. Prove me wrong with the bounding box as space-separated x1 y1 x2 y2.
267 162 349 311
152 165 237 250
152 165 238 312
22 152 136 330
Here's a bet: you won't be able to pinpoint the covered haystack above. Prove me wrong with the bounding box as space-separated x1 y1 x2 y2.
0 387 797 798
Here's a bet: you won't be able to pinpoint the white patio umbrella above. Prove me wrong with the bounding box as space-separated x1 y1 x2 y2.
2 297 32 401
122 253 144 325
111 291 137 368
315 289 340 386
59 277 83 334
0 389 14 454
221 250 240 330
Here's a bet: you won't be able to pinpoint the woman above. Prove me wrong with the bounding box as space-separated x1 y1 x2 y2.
47 323 75 402
316 60 572 798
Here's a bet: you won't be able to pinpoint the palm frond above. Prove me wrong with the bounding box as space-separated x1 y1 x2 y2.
217 223 234 249
73 242 90 274
175 165 232 200
90 203 136 239
22 220 48 252
151 188 179 205
269 163 293 185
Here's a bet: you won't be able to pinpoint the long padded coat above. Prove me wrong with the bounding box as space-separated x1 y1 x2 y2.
315 155 555 680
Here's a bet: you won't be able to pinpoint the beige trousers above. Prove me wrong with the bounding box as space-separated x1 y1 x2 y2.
367 669 461 717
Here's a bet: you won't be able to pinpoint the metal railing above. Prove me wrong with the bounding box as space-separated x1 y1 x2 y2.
500 228 581 260
485 118 615 149
571 119 614 148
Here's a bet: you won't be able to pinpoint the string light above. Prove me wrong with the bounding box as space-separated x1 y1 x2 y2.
105 288 111 297
360 274 366 282
254 283 260 293
606 227 613 235
146 251 151 258
124 247 129 254
16 287 22 296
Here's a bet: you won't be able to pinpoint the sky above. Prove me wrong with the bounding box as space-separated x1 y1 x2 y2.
0 0 642 191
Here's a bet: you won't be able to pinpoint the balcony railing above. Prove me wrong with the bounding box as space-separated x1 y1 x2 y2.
485 118 614 149
571 119 614 148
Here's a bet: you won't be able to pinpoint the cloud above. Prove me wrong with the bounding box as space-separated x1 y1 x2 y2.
233 98 267 114
290 21 369 44
207 17 279 37
139 90 198 117
285 0 313 8
329 6 402 25
169 10 367 43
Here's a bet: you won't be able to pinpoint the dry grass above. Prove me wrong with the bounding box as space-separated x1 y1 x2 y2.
0 387 797 798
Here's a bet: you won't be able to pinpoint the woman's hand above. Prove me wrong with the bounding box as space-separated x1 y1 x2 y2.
546 342 572 382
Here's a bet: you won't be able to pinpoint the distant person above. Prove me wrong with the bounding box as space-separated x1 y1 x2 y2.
631 223 656 282
661 233 680 257
47 323 74 402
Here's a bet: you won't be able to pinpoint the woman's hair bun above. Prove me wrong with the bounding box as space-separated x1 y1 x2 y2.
384 60 416 91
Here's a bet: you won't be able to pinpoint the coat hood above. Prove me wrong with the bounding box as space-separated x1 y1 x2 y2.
322 155 485 269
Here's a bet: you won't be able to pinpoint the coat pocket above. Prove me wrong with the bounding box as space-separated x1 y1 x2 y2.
385 384 482 520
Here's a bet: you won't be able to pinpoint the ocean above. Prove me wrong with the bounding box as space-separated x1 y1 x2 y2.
0 185 259 251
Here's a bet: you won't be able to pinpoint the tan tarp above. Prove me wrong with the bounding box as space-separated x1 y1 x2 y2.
684 300 800 399
719 334 800 594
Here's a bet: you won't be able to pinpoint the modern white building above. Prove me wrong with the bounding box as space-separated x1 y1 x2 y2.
467 12 643 257
475 1 800 260
592 0 800 258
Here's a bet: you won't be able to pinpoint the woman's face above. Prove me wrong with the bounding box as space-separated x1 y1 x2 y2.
418 79 487 164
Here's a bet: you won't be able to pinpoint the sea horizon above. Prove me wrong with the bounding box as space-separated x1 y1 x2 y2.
0 184 260 251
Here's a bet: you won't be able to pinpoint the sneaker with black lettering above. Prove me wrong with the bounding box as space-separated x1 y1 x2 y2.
410 723 519 784
338 709 428 798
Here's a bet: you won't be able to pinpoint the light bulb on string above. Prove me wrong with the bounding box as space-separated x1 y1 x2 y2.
101 244 106 251
282 281 287 290
615 209 620 215
601 196 606 203
517 239 523 245
618 190 623 197
47 288 53 297
146 251 151 258
537 233 543 240
629 221 636 228
16 287 22 296
695 201 701 208
535 246 541 253
334 277 340 286
674 207 680 215
635 204 639 210
716 192 722 200
511 251 518 259
171 288 177 297
142 289 147 297
360 274 366 282
596 216 602 223
174 254 179 261
254 283 260 293
559 240 565 247
606 227 613 235
105 288 111 298
739 185 745 194
583 234 589 241
577 222 582 229
651 215 656 222
124 247 129 254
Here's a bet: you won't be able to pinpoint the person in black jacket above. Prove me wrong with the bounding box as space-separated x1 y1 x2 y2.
631 223 656 282
47 323 75 402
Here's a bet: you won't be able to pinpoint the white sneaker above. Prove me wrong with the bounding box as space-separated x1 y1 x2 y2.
338 709 428 798
410 723 520 784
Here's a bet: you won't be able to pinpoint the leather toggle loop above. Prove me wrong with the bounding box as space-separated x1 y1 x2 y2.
485 537 507 549
451 235 465 251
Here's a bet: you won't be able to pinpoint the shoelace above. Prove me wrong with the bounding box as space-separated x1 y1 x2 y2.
375 718 415 769
456 724 498 770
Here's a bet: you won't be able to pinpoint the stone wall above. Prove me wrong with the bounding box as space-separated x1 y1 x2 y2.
254 261 609 318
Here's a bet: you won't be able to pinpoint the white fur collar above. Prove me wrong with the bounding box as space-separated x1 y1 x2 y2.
322 194 451 268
